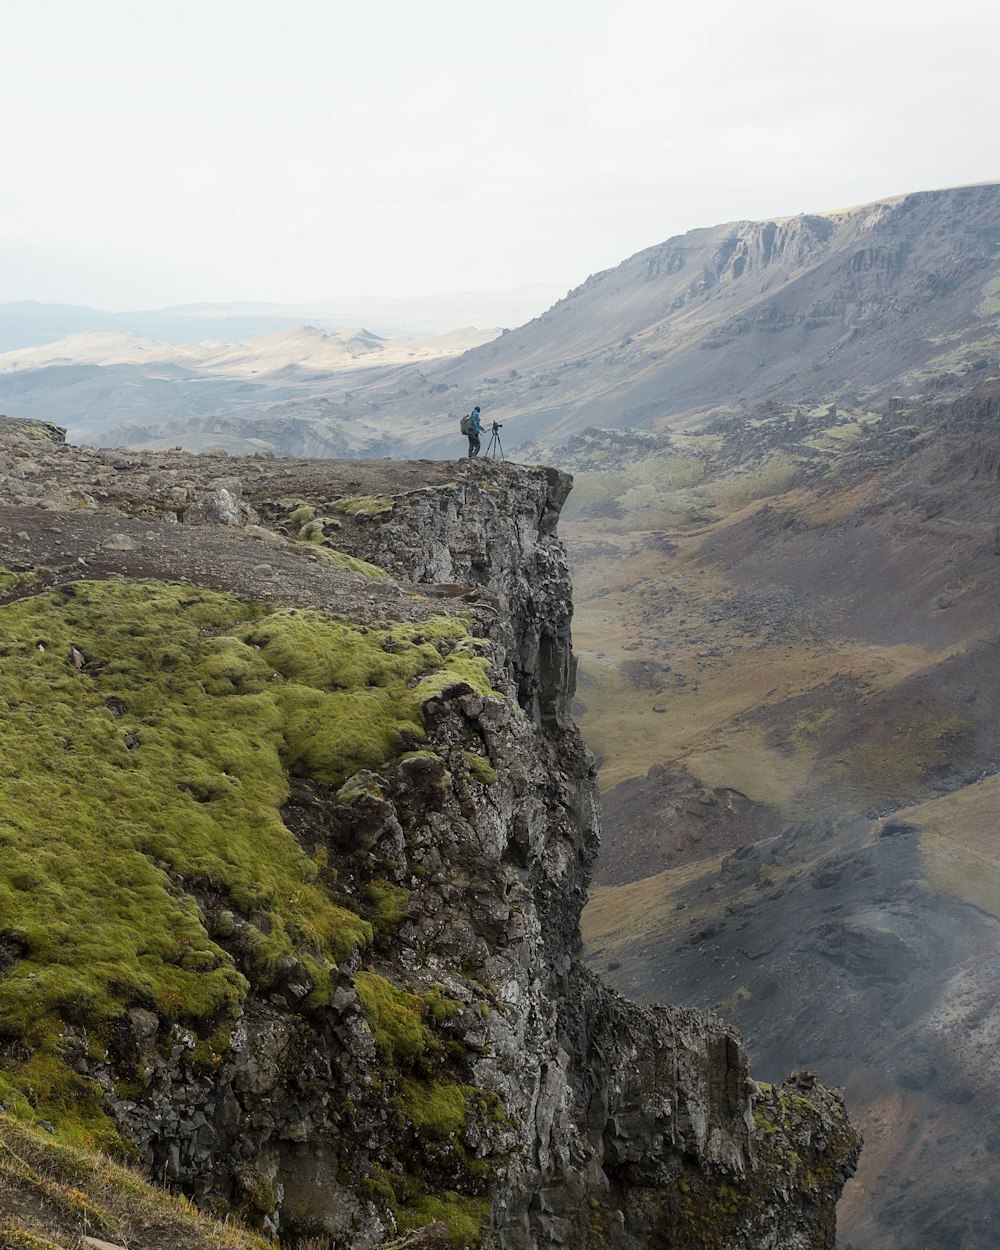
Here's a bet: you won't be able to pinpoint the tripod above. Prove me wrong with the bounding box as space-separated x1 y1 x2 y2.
486 421 505 460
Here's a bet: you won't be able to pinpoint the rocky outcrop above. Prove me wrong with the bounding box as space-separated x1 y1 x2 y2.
0 423 859 1248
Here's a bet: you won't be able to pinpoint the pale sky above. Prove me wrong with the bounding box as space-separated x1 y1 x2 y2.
2 0 998 309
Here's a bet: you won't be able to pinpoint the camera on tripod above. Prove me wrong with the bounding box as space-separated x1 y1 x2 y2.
484 418 505 461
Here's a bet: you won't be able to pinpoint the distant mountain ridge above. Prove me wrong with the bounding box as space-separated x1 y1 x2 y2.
0 184 996 459
0 284 565 350
394 182 1000 450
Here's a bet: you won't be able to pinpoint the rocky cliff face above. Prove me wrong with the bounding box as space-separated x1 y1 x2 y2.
0 424 859 1248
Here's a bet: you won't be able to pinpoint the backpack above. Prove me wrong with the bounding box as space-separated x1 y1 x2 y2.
460 413 472 435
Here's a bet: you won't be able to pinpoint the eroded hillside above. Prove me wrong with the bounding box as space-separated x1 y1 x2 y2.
563 382 1000 1250
0 185 996 461
0 420 858 1250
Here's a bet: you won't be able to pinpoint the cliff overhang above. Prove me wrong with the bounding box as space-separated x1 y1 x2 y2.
0 423 859 1249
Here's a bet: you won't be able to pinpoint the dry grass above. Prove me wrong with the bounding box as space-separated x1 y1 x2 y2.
572 508 955 808
0 1113 268 1250
582 858 726 961
888 776 1000 916
682 731 815 813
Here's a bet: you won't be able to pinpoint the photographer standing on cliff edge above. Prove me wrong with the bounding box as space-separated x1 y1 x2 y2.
460 405 483 457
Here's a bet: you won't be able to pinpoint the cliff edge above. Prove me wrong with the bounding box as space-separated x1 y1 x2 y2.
0 424 859 1248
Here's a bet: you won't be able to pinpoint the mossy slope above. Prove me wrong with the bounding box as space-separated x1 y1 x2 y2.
0 578 491 1152
353 972 500 1248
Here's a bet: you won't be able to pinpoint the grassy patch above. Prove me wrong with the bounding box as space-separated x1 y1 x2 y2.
706 453 799 513
842 712 967 804
891 777 1000 916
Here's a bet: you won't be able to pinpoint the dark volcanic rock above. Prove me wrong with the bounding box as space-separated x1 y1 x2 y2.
0 422 858 1249
598 763 781 885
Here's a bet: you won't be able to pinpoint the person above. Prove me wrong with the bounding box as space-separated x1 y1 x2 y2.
466 405 483 457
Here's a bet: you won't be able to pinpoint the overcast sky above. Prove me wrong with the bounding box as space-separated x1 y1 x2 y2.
2 0 998 310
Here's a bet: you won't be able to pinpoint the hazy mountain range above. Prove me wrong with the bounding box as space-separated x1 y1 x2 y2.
0 184 996 459
0 284 564 350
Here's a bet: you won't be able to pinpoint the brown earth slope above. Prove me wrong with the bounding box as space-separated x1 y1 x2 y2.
569 380 1000 1250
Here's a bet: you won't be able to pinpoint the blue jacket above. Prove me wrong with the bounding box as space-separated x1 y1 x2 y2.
469 411 483 435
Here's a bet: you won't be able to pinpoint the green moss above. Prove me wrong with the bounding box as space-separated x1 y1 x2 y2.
364 881 411 935
0 568 35 598
400 1193 488 1249
0 583 501 1147
464 753 498 785
285 505 315 527
398 751 453 793
361 1169 489 1250
352 972 503 1244
423 986 462 1024
336 773 385 803
331 495 396 518
297 519 326 543
235 1168 278 1223
277 499 388 576
402 1079 472 1138
236 612 492 789
311 547 389 579
667 1176 751 1249
354 971 435 1067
